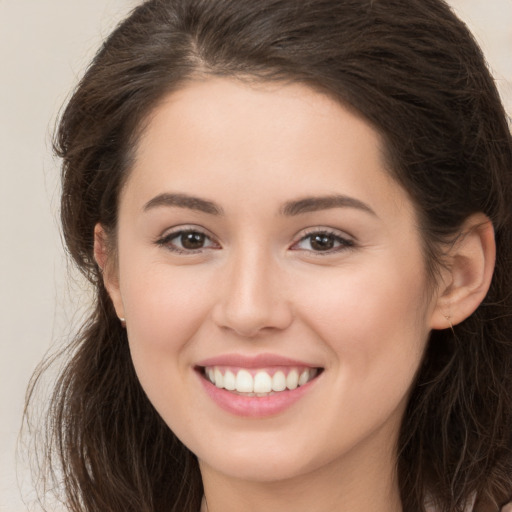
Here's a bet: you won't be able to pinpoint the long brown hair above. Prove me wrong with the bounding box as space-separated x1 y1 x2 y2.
27 0 512 510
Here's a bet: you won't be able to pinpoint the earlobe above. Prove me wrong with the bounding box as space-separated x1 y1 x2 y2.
93 223 125 320
430 214 495 330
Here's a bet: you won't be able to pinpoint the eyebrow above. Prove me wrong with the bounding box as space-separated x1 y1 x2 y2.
143 193 224 215
280 195 376 217
142 192 376 217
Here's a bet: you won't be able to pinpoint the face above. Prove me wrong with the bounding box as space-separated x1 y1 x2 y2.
104 78 440 486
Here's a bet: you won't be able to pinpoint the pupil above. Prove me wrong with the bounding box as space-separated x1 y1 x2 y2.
311 234 334 251
181 232 205 249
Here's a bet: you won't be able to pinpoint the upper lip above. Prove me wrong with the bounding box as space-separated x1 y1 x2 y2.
196 353 321 369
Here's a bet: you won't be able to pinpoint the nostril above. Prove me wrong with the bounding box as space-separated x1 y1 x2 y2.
211 303 294 338
210 268 294 336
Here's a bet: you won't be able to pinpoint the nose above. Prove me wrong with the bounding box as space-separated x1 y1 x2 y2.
211 247 294 338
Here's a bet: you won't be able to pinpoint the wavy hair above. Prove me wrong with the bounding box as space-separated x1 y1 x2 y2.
27 0 512 510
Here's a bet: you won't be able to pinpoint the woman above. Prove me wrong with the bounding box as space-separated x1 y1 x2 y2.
29 0 512 510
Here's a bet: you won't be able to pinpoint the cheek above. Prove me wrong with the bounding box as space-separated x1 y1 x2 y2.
118 259 217 391
297 257 431 385
118 267 216 440
122 263 212 337
291 266 430 456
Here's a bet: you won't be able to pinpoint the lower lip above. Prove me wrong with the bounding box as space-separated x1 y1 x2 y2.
197 371 320 417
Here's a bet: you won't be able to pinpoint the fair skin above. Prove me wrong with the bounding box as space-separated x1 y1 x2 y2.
95 78 495 512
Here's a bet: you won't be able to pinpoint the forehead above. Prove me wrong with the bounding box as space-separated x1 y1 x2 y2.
123 77 411 220
136 78 382 162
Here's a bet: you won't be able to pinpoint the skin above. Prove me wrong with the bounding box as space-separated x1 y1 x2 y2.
96 78 495 512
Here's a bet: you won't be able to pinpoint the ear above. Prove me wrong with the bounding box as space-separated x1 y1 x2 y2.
430 214 495 330
94 223 125 320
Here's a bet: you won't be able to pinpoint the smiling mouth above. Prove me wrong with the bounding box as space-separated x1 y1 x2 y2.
198 366 323 397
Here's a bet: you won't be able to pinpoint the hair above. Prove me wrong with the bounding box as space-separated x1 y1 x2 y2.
27 0 512 511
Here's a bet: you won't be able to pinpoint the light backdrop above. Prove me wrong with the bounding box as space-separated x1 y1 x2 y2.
0 1 510 510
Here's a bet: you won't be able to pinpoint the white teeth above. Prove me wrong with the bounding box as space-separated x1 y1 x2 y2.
206 366 320 394
223 370 236 391
235 369 254 392
272 371 287 392
298 370 309 386
286 369 299 390
214 368 224 388
254 371 272 393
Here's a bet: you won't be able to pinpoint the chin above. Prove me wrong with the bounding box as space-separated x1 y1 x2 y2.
196 436 325 483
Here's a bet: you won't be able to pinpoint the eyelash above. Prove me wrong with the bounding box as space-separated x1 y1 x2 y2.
155 227 355 255
155 228 219 254
290 229 355 255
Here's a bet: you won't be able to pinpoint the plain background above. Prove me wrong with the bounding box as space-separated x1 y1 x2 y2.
0 1 510 511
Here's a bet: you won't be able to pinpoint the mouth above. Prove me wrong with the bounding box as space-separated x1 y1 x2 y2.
196 365 323 397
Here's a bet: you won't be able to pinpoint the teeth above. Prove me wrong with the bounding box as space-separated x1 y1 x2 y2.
272 371 287 392
205 366 319 394
286 369 298 390
298 369 309 386
254 371 272 393
236 369 253 392
223 370 236 391
214 368 224 388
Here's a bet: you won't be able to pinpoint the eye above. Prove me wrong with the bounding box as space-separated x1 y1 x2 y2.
291 230 354 253
156 229 219 253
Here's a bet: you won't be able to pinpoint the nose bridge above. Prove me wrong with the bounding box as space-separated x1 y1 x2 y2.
213 241 292 337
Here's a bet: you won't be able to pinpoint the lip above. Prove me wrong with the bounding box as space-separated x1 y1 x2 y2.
196 353 318 369
195 353 322 417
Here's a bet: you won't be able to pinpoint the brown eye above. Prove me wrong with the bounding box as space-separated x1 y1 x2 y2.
180 231 206 250
157 229 218 253
292 230 354 253
310 233 336 251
